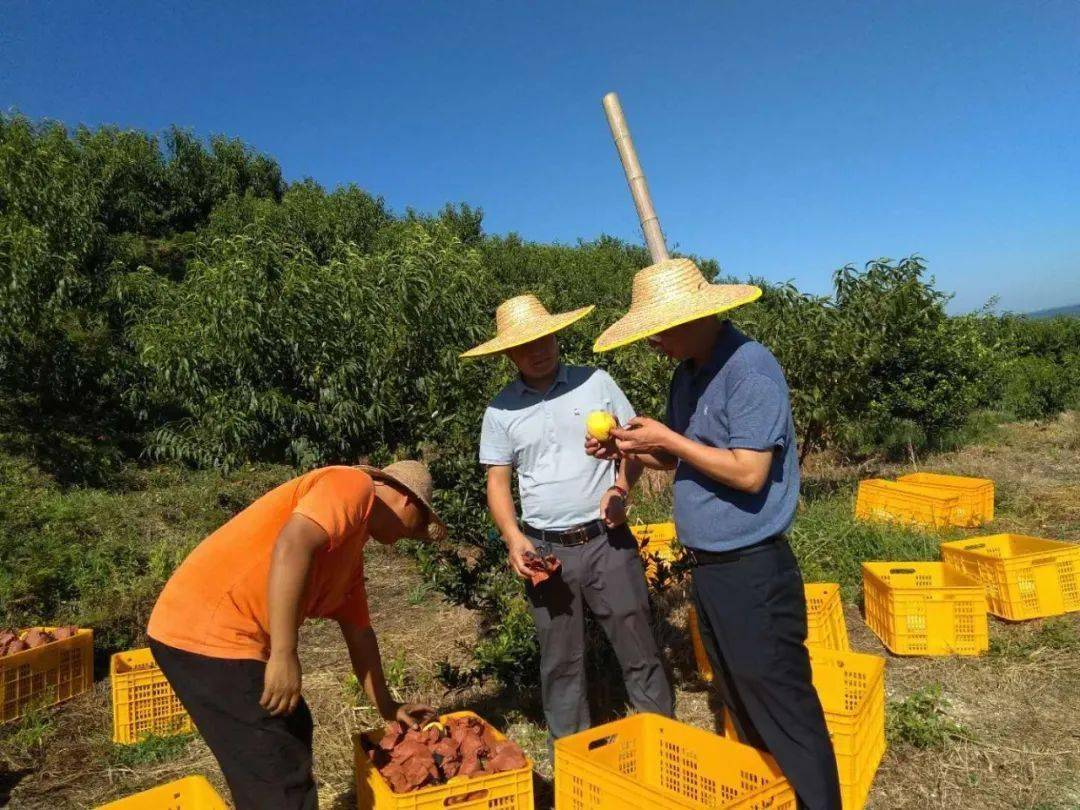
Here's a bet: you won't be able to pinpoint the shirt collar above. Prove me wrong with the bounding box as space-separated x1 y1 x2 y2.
691 320 738 380
513 363 568 396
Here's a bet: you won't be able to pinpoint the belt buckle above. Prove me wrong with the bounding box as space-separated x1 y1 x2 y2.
564 527 589 546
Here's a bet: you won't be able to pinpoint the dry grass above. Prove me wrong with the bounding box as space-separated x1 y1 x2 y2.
3 412 1078 808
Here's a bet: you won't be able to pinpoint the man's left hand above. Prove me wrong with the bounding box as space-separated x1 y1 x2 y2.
610 417 675 456
600 488 627 527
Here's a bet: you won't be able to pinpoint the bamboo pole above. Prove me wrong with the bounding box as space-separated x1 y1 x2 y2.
602 92 669 263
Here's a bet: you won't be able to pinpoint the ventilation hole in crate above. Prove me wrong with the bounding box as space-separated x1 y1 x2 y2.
587 784 601 807
618 738 636 776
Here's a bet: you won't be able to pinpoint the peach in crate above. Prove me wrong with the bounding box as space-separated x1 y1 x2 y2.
1 627 93 724
353 710 533 810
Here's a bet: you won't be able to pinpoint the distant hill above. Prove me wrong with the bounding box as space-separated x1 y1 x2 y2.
1028 304 1080 319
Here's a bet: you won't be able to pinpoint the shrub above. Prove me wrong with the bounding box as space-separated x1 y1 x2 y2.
1000 355 1077 419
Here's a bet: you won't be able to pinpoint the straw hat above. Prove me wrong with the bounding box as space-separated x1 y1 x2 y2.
593 258 762 352
460 294 595 358
356 460 448 541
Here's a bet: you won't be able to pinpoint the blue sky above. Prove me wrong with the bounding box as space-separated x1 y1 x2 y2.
2 1 1077 313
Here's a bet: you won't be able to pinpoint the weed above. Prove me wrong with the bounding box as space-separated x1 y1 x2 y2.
343 673 363 704
108 733 195 767
0 702 55 762
406 582 433 606
887 685 972 749
345 649 411 705
788 492 942 598
384 649 409 693
989 617 1080 659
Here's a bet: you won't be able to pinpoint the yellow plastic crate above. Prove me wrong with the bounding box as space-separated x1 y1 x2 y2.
631 522 679 582
804 583 851 652
862 562 988 655
554 712 795 809
94 775 227 809
854 479 959 530
1 627 93 723
354 710 533 810
941 534 1080 620
688 583 850 684
897 472 994 527
692 622 884 809
111 647 193 744
807 647 887 810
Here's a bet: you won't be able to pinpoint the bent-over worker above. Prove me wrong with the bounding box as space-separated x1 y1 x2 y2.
147 461 445 810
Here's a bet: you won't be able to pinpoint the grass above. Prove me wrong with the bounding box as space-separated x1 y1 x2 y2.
886 685 973 749
0 702 55 764
108 733 195 767
0 435 291 652
988 616 1080 659
2 412 1077 808
406 582 434 606
788 493 947 599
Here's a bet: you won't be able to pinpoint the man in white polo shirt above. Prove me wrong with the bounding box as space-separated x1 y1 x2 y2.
461 294 674 741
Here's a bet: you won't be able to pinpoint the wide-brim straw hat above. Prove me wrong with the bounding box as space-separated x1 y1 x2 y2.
593 258 762 352
355 460 448 542
460 294 594 358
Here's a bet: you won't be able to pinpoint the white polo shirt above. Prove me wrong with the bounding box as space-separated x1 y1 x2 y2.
479 365 636 530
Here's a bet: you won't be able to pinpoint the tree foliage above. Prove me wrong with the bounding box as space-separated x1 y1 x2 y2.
2 114 1078 683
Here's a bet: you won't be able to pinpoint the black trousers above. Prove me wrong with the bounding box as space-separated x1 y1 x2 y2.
690 540 842 810
149 639 318 810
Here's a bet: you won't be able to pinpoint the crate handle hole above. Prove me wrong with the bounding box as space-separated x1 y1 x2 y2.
1031 558 1055 566
890 567 916 574
963 543 986 550
445 789 488 805
587 734 617 751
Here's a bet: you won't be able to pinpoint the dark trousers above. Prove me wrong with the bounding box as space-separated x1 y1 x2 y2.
149 639 318 810
690 540 842 810
525 524 675 741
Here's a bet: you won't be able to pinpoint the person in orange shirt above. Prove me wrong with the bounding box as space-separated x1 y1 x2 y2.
147 460 446 810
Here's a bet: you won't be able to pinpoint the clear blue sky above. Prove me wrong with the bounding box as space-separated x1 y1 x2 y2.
2 1 1077 313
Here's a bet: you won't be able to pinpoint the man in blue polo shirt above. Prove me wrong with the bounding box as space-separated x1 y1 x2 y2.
461 293 674 743
591 259 841 810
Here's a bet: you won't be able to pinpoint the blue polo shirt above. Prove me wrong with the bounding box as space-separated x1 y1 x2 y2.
666 322 800 552
479 365 636 530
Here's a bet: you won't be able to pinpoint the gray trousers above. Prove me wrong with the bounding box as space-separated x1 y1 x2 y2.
524 523 675 740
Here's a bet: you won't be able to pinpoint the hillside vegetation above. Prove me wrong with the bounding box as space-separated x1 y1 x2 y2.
3 114 1078 668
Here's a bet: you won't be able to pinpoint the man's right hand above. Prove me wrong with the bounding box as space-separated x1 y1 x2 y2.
506 535 539 579
585 435 621 461
261 648 302 716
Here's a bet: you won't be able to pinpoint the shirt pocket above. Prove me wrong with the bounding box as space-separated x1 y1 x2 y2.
592 395 615 425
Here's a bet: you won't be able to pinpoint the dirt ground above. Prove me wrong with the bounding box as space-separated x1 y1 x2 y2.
3 414 1078 808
